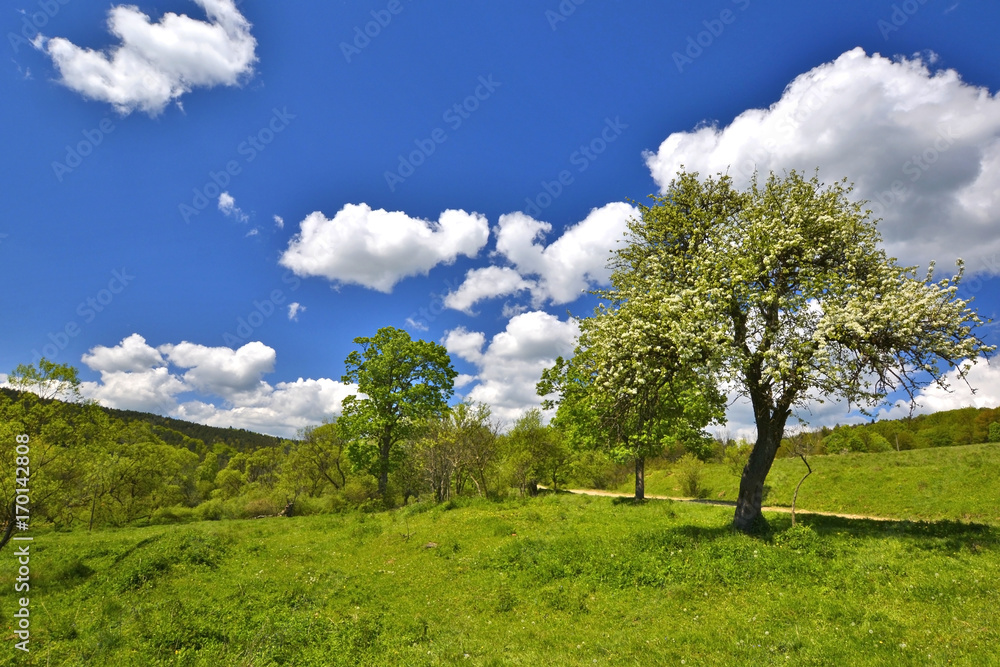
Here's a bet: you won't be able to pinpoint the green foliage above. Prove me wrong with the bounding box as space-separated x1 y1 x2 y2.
503 409 569 495
7 357 81 400
339 326 457 497
990 422 1000 443
674 453 707 498
724 443 752 477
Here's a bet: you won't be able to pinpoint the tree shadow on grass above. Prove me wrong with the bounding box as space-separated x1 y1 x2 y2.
788 513 1000 552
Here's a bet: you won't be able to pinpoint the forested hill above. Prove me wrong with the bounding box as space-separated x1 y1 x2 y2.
0 388 286 451
782 404 1000 455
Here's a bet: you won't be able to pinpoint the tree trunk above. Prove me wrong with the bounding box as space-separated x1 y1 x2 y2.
635 456 645 500
733 415 786 533
377 438 391 497
0 502 15 552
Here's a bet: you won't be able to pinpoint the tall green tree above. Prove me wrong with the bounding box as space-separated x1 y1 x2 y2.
612 169 993 532
339 327 457 498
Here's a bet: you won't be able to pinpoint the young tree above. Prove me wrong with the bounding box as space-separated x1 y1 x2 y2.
503 409 569 496
339 327 457 498
539 267 726 499
614 169 993 532
7 358 82 401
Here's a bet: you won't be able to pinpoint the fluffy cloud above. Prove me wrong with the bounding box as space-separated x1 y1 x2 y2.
279 204 490 293
287 302 305 321
174 377 357 438
876 361 1000 421
644 47 1000 275
442 327 487 364
38 0 257 116
82 333 165 373
159 340 275 400
444 267 534 314
446 311 580 424
78 334 357 438
81 367 187 414
444 202 637 312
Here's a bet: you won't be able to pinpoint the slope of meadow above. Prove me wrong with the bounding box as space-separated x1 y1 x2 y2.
3 494 999 666
628 442 1000 524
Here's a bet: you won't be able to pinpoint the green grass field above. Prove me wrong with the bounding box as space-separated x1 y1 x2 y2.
623 442 1000 524
3 493 999 666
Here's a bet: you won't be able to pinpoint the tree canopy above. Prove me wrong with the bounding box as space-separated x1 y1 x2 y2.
339 326 457 498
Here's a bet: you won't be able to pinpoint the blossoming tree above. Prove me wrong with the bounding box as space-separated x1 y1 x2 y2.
554 169 994 531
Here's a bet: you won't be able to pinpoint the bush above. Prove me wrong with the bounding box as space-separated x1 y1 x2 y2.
568 450 629 490
343 478 377 506
724 444 752 477
243 496 282 518
149 506 196 525
990 422 1000 443
195 498 225 521
675 454 707 498
867 432 892 453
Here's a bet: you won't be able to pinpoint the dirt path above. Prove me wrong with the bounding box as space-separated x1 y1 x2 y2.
560 487 899 522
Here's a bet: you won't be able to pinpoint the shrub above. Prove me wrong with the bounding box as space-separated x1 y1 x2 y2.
867 432 892 453
675 454 707 498
149 506 196 525
195 498 225 521
724 444 752 477
990 422 1000 443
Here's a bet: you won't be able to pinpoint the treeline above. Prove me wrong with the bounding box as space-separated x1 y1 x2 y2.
0 389 629 530
778 405 1000 457
0 388 283 453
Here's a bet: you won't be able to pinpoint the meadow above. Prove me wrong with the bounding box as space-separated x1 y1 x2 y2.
3 491 999 666
626 442 1000 524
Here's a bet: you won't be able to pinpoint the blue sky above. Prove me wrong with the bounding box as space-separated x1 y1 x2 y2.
2 0 998 438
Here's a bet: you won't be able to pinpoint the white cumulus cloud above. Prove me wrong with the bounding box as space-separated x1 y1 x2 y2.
158 340 276 400
444 202 637 312
82 333 165 373
644 47 1000 275
279 204 490 293
443 266 535 314
78 334 358 438
38 0 257 116
446 311 580 425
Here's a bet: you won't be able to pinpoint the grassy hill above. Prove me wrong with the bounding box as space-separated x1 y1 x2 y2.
625 442 1000 524
3 495 998 665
